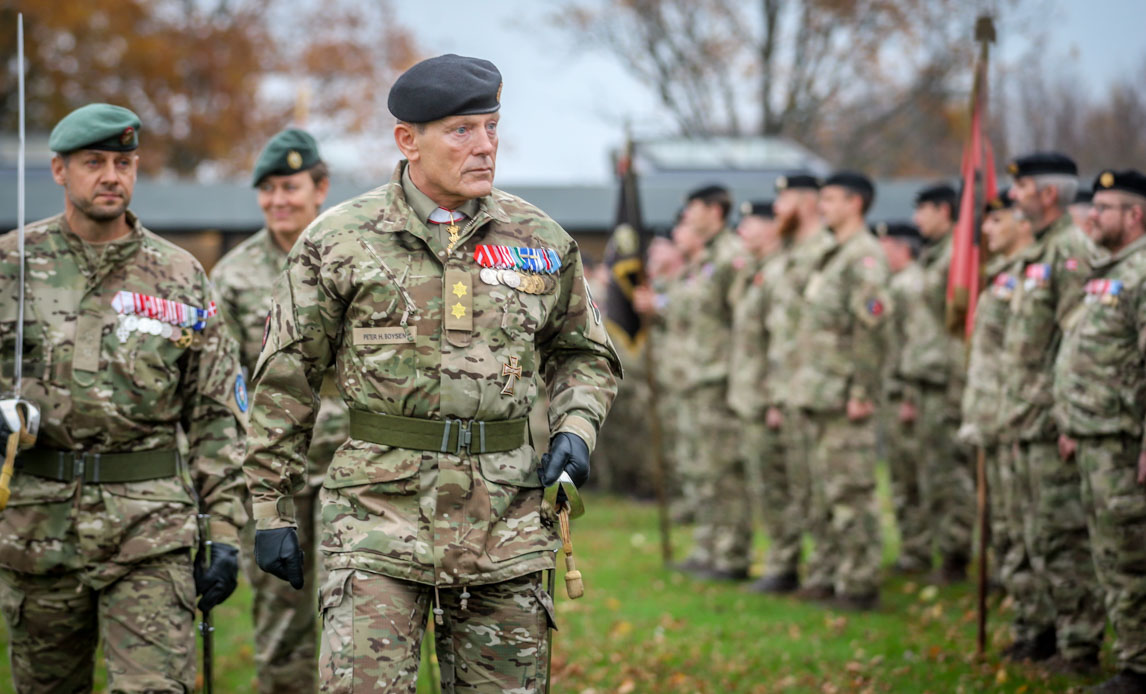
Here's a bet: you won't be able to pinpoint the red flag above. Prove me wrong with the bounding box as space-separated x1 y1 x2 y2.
947 22 998 337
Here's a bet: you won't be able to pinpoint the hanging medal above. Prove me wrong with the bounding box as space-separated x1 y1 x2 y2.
445 209 461 252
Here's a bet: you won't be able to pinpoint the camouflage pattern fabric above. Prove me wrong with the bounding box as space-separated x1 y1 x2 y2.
883 262 930 570
214 227 349 693
0 551 197 693
999 441 1054 643
1000 212 1104 659
897 234 973 565
1055 234 1146 671
650 275 695 520
672 231 752 573
318 568 554 693
244 161 617 691
792 228 890 598
0 212 246 688
590 324 651 497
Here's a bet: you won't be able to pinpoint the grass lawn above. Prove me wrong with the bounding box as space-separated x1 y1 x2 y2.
0 466 1109 693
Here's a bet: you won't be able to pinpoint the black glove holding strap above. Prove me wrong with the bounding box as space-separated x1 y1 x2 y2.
193 542 239 613
254 527 305 590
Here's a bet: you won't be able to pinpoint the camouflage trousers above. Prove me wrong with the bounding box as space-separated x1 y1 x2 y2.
742 416 804 577
803 411 882 598
0 550 196 693
1077 435 1146 673
1022 438 1106 659
984 443 1011 586
318 569 555 693
681 385 752 574
917 386 974 564
999 439 1054 643
884 395 929 571
672 399 700 524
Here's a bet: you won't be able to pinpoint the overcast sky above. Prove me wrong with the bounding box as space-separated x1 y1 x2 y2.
374 0 1146 185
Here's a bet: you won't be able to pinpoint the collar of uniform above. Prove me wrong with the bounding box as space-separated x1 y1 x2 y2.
1033 211 1072 241
400 161 481 224
1091 231 1145 269
257 227 290 267
57 209 144 276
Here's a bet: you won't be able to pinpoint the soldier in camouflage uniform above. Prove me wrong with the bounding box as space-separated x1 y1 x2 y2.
755 173 834 594
665 185 753 581
791 172 890 610
242 55 620 693
898 184 974 582
875 221 929 574
212 128 348 694
726 202 786 586
0 104 246 692
1054 170 1146 694
998 152 1105 669
957 191 1034 598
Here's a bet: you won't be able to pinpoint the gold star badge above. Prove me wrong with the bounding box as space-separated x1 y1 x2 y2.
287 150 303 169
451 303 466 319
452 281 467 298
1100 171 1115 188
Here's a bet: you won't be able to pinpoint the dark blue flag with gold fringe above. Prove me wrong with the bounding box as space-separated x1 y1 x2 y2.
603 137 646 349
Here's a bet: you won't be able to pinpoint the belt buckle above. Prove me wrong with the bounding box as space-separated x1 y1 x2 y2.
442 418 476 455
74 452 102 483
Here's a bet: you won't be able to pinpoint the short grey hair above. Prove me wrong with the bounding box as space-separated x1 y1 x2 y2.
1033 174 1079 211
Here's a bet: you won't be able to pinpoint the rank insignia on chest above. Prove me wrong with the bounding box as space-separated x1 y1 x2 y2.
1084 278 1123 306
111 290 216 342
992 273 1017 300
474 243 561 294
1023 263 1051 290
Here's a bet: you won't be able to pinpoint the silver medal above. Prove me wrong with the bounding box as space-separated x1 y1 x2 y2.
160 323 174 339
479 268 500 285
115 315 131 343
124 315 140 333
499 269 521 289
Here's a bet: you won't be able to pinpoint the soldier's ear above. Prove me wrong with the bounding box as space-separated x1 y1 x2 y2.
393 122 419 163
50 154 68 186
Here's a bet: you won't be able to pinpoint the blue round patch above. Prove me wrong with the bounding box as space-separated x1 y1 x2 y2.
234 373 249 413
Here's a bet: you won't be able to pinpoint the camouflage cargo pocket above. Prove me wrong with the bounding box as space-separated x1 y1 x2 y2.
320 447 422 562
317 568 355 692
0 578 24 629
480 451 551 563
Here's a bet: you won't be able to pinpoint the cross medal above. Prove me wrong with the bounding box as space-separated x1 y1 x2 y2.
501 355 522 396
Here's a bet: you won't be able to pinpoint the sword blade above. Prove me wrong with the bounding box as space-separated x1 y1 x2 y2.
13 13 26 396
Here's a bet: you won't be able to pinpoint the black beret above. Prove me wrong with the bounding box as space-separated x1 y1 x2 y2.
823 170 875 199
49 103 141 153
915 183 958 208
875 220 922 244
686 184 730 202
775 172 820 192
1007 151 1077 178
1073 188 1093 205
388 54 502 124
985 187 1015 214
251 129 323 186
739 200 774 219
1093 169 1146 198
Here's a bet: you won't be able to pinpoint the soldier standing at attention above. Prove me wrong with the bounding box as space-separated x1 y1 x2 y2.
243 55 620 693
898 183 974 582
957 191 1034 601
1054 170 1146 694
212 128 347 694
875 221 928 575
726 202 786 587
756 173 834 595
998 152 1105 670
791 172 889 611
666 185 753 581
0 104 247 692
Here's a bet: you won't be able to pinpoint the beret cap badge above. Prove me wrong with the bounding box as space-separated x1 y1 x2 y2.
120 127 134 146
1007 162 1019 175
775 176 788 191
287 150 303 170
1100 171 1115 188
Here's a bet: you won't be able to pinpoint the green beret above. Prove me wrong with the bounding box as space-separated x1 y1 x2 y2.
1094 169 1146 198
251 129 322 186
1006 151 1077 178
387 54 502 124
49 103 141 154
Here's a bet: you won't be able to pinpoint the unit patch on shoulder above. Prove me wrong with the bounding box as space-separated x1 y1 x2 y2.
234 373 249 413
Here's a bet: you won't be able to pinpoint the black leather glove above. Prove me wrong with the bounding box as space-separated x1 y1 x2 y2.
255 527 305 590
539 432 590 488
193 542 239 613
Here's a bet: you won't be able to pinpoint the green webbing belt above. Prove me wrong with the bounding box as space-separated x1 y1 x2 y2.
16 448 180 483
349 409 527 455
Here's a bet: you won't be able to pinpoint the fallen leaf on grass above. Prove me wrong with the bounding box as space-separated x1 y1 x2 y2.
609 620 633 639
617 679 636 694
920 585 939 602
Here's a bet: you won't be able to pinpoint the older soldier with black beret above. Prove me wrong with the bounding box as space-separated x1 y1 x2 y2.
243 54 620 693
0 104 247 691
1054 170 1146 694
212 128 346 694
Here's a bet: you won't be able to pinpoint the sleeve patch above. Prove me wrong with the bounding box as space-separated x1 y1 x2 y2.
234 373 249 413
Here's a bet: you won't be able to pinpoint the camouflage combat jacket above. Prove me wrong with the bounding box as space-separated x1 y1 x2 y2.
791 228 891 412
244 162 620 587
959 256 1017 446
675 230 744 393
649 274 691 397
999 213 1093 442
1053 234 1146 440
728 252 785 419
897 234 963 398
763 229 835 408
0 212 247 587
883 261 923 403
212 228 349 485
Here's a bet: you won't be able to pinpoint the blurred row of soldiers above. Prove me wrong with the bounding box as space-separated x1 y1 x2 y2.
593 155 1146 693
